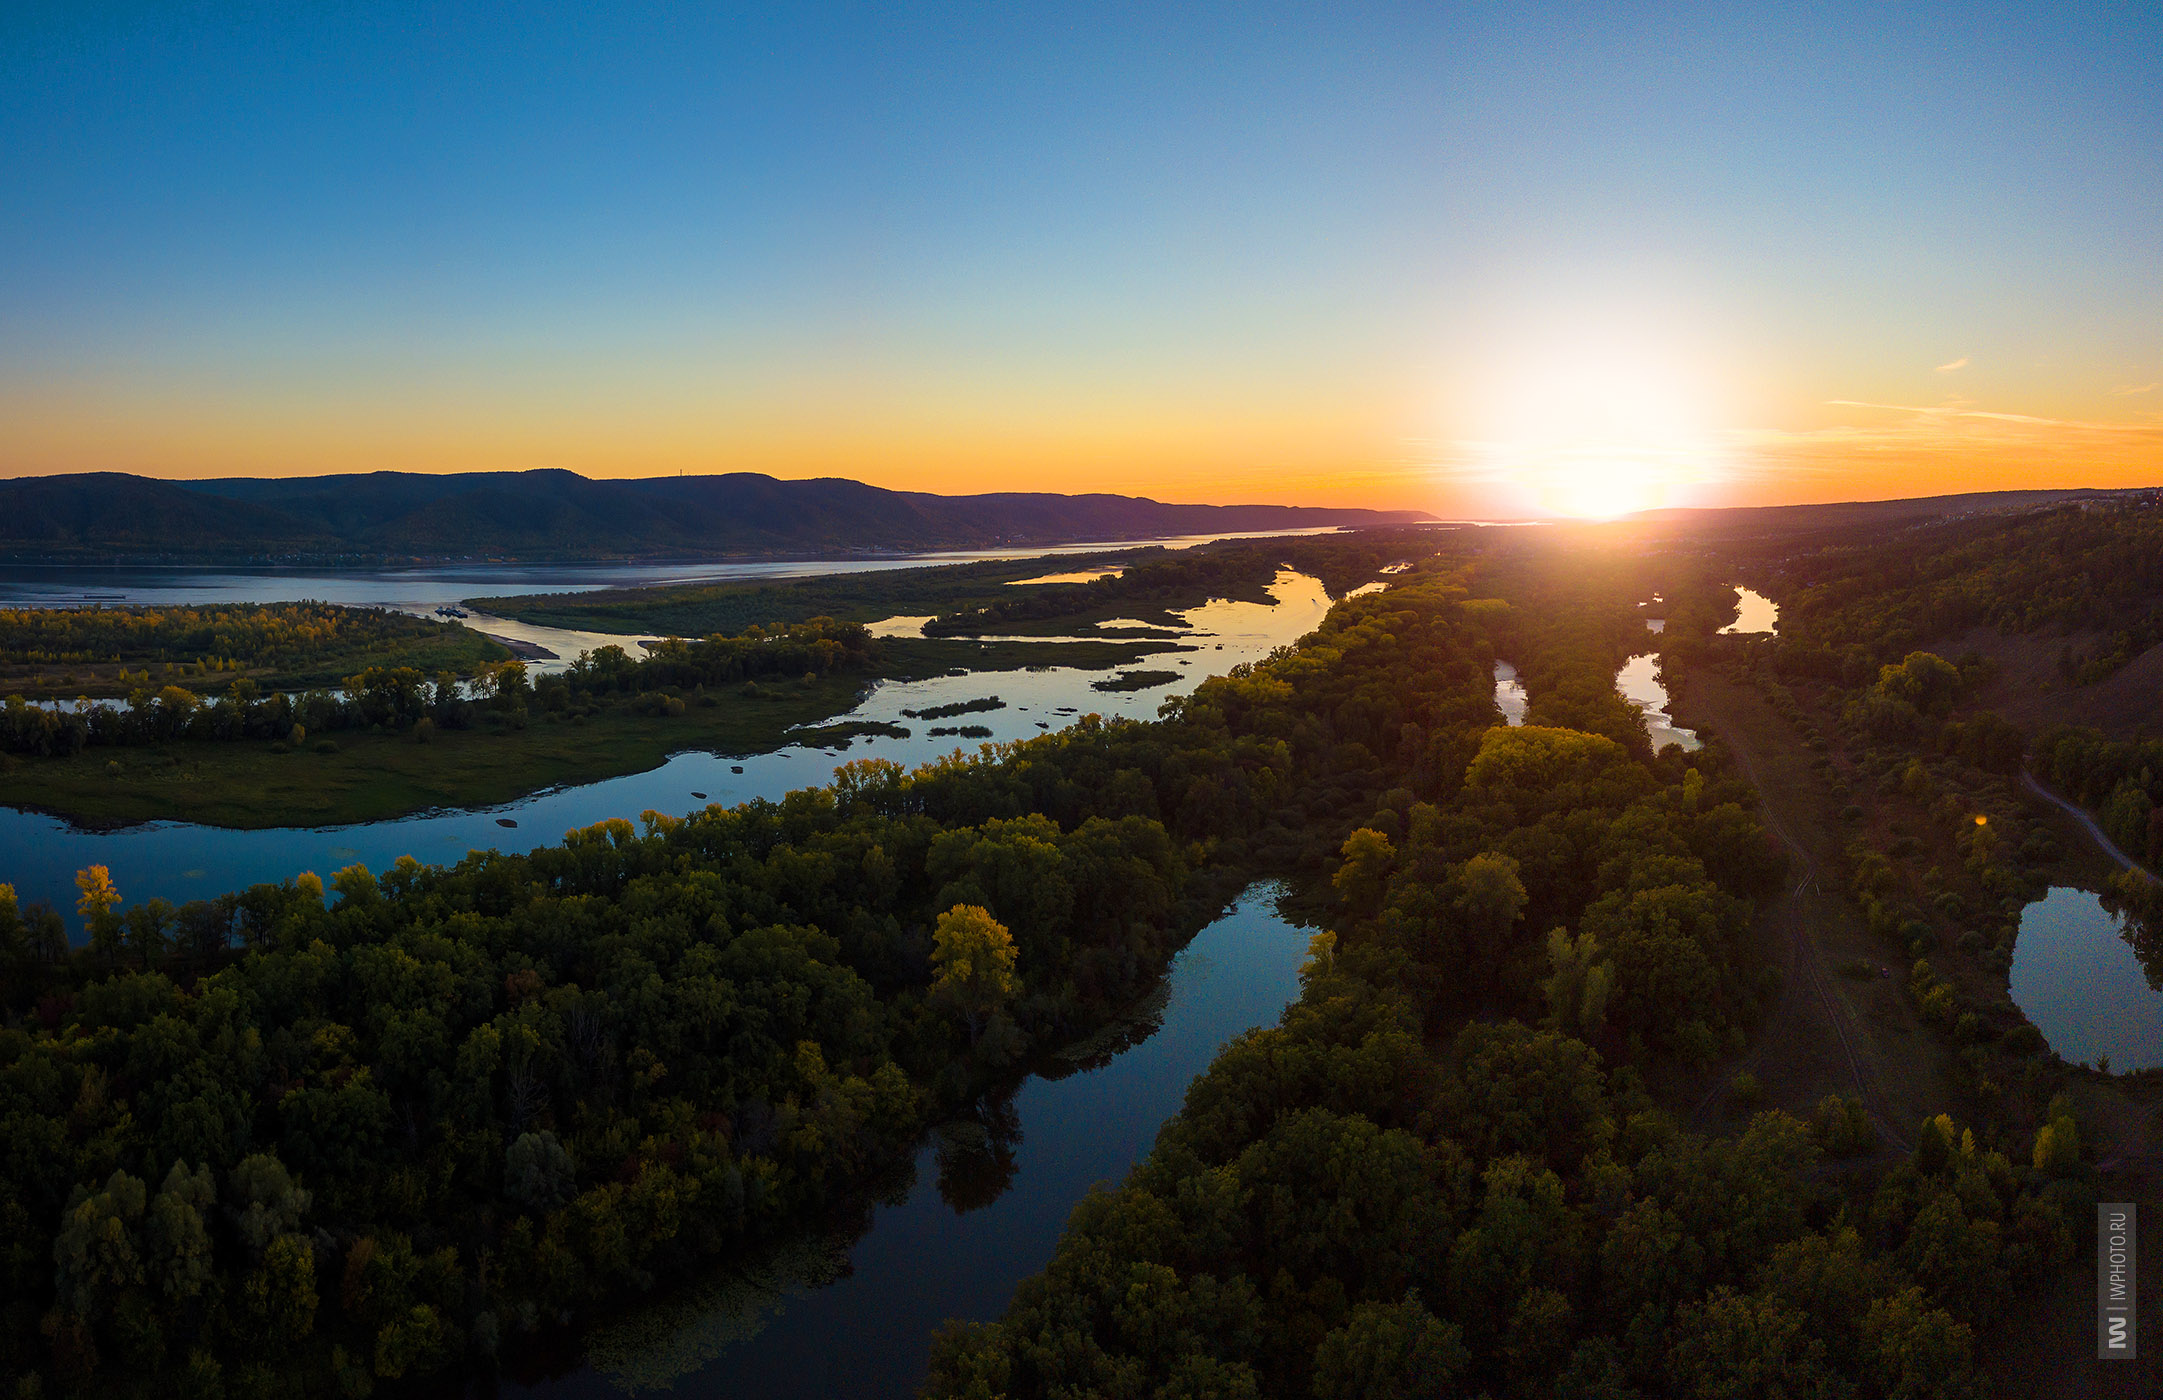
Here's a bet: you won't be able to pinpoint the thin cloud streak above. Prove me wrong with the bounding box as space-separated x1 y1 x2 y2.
1934 356 1970 372
1823 400 2163 434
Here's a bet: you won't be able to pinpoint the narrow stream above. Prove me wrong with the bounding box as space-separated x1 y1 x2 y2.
1616 654 1700 753
508 885 1312 1398
1493 661 1527 726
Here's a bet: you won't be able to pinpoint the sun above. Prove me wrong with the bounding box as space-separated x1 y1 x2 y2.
1446 312 1733 519
1538 459 1657 520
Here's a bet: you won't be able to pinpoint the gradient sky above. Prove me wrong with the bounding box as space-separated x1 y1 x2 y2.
2 2 2158 515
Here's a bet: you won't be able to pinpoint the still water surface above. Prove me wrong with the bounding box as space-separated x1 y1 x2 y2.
1720 587 1780 635
2009 886 2163 1073
0 530 1340 611
1616 654 1700 754
0 573 1334 933
512 885 1310 1398
1493 661 1527 726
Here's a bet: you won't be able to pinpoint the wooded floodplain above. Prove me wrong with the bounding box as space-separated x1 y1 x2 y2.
4 504 2159 1396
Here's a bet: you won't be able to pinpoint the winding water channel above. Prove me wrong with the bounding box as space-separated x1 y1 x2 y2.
515 886 1310 1397
0 572 1332 918
0 561 1339 1393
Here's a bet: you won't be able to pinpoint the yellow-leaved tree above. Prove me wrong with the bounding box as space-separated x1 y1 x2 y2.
75 865 122 965
929 904 1018 1046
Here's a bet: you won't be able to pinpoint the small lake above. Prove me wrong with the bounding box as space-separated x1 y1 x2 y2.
513 884 1312 1398
2010 886 2163 1073
1616 654 1700 754
1493 661 1527 726
1720 587 1780 635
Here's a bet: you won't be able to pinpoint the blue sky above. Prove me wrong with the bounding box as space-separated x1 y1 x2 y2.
2 2 2157 511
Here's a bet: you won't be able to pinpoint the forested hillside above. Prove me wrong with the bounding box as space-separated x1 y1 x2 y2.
0 470 1426 564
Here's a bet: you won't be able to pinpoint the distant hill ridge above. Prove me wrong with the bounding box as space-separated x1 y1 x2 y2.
0 469 1434 563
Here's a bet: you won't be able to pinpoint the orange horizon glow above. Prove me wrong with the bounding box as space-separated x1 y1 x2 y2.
4 10 2157 520
5 359 2157 518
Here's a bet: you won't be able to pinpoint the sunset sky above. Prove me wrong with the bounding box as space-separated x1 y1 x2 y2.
2 3 2158 517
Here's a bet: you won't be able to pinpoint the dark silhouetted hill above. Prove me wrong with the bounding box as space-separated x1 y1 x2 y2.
0 469 1434 562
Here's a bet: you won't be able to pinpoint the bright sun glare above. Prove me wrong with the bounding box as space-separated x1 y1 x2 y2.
1456 326 1729 519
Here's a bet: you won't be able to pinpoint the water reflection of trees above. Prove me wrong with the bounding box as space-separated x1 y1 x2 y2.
2104 871 2163 991
934 1095 1024 1214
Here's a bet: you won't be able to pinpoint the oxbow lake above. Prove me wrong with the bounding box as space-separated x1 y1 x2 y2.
2010 886 2163 1073
509 885 1311 1398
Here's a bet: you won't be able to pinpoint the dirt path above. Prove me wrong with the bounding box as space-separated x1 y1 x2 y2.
2024 771 2156 878
1671 669 1947 1147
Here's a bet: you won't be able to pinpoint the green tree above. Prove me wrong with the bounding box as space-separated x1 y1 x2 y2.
1862 1287 1980 1400
241 1233 318 1351
145 1162 217 1303
929 904 1020 1045
1311 1293 1467 1400
1668 1287 1842 1399
1542 926 1611 1037
1333 827 1396 918
53 1170 149 1320
506 1131 577 1214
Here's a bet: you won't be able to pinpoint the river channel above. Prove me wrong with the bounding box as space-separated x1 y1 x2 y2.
0 571 1334 917
0 558 1336 1395
511 885 1310 1397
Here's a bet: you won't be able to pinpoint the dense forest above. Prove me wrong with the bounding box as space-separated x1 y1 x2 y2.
0 528 2121 1397
0 549 1499 1395
0 604 506 703
921 541 2100 1400
1757 498 2163 687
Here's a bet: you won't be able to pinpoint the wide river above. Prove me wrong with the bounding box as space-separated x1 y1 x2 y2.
0 570 1335 918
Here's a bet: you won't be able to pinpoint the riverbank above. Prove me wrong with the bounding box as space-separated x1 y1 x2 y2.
0 674 875 828
0 635 1187 829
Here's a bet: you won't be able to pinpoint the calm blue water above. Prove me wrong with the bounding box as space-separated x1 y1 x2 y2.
0 529 1343 610
0 574 1334 921
2010 885 2163 1073
512 885 1311 1398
